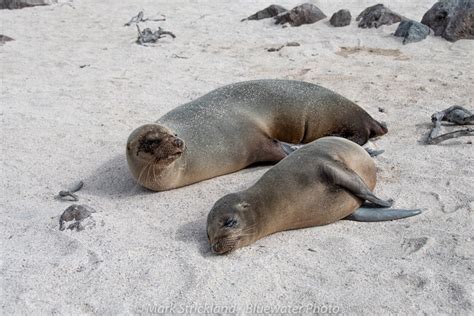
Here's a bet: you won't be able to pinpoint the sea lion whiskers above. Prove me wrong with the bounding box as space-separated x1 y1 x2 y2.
135 162 150 187
236 223 257 236
145 160 155 189
212 237 241 254
147 160 169 189
151 161 166 187
136 160 154 190
178 154 187 171
211 222 257 254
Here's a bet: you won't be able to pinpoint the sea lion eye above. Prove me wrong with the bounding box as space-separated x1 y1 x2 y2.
137 138 162 155
223 218 238 228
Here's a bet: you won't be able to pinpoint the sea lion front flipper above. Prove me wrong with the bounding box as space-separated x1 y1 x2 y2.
345 207 422 222
324 162 393 207
279 142 304 155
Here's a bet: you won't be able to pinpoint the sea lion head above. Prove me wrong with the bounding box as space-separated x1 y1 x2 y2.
207 194 257 255
126 124 185 180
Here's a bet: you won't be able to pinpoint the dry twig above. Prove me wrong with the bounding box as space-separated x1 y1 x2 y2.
427 106 473 144
124 11 166 26
57 181 84 201
136 25 176 45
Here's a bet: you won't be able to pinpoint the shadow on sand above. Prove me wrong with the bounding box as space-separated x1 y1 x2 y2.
175 218 214 257
83 154 151 198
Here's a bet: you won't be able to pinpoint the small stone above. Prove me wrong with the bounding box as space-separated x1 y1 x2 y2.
275 3 327 27
394 20 431 44
0 35 14 45
59 204 96 231
285 42 300 47
330 9 351 27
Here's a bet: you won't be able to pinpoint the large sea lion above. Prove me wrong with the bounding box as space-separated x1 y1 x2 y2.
126 79 388 191
207 137 421 254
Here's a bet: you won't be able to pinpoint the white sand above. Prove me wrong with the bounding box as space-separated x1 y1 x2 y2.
1 0 473 314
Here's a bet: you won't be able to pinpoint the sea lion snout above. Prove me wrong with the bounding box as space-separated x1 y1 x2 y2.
210 235 241 254
211 240 230 254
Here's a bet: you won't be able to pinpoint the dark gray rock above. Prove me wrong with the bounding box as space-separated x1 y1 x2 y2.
394 20 431 44
59 204 95 231
356 4 404 28
330 9 352 27
0 35 14 45
0 0 56 9
242 4 287 21
421 0 474 42
274 3 326 27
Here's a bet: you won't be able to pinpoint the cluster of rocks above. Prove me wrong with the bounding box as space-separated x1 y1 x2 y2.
242 1 473 43
242 3 326 26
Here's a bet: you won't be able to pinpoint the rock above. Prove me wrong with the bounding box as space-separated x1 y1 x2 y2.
242 4 287 21
394 20 431 44
421 0 474 42
0 35 14 45
356 3 404 28
329 9 352 27
59 204 96 231
275 3 326 27
0 0 57 9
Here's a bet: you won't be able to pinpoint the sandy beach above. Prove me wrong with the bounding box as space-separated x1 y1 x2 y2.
1 0 473 314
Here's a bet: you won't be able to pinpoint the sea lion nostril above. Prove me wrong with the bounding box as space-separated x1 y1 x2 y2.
174 138 184 147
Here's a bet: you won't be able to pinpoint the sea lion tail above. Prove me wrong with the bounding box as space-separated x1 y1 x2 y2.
345 207 422 222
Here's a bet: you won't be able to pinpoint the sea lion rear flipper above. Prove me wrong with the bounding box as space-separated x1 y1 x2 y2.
365 148 385 157
345 207 422 222
324 162 392 207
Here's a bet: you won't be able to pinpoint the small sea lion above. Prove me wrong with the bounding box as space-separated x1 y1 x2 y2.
207 137 421 254
126 80 387 191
